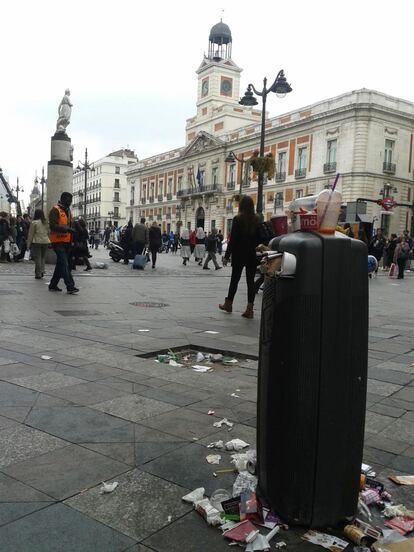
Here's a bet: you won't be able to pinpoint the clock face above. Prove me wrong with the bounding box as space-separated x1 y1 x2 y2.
221 78 232 95
202 79 209 97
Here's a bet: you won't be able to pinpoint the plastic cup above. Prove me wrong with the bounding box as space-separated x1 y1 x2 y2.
270 215 288 236
316 189 342 234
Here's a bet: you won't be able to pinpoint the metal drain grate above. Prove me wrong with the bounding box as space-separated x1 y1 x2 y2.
54 310 102 316
130 301 169 308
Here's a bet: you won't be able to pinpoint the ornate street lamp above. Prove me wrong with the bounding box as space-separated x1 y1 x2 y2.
239 70 292 219
225 151 245 198
76 148 95 219
34 167 47 213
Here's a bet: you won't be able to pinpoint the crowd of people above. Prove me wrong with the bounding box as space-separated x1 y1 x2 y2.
1 192 413 306
368 228 413 279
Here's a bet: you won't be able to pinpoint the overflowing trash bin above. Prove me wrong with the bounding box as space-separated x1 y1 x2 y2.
257 231 368 527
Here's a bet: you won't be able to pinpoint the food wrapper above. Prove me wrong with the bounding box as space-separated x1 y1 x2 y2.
239 491 264 524
223 519 258 542
384 516 414 535
194 498 222 526
302 530 348 551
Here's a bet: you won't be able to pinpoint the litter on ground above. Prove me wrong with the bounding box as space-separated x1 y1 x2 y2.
100 481 118 494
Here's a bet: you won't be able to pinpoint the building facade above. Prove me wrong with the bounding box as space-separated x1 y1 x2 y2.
72 148 137 230
126 22 414 237
0 170 12 213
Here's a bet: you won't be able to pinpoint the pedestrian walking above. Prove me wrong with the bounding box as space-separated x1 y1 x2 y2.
369 228 386 272
104 226 111 247
384 233 398 270
217 229 223 255
194 227 206 266
149 221 162 269
71 219 92 271
27 209 50 279
203 228 222 270
394 236 410 279
0 212 10 262
189 229 196 255
219 195 260 319
48 192 78 294
180 228 191 265
172 232 179 254
120 221 133 264
132 218 149 256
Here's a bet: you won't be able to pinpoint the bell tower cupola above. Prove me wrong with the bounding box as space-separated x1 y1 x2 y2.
208 20 232 61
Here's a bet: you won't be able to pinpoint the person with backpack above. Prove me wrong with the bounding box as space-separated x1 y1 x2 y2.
394 236 410 279
219 196 260 319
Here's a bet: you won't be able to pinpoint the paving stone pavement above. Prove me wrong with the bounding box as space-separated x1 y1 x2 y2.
0 252 413 550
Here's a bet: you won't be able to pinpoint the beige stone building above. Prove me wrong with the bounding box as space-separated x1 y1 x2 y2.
72 148 137 230
126 21 414 237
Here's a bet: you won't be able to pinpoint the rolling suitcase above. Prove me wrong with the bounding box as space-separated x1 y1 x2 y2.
132 253 147 270
257 232 368 527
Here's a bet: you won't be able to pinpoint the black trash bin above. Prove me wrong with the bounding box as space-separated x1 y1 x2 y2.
257 232 368 527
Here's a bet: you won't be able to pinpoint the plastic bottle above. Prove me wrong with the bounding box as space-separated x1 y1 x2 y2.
288 195 318 214
316 189 342 234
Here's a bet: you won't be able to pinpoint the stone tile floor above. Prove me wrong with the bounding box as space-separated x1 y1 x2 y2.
0 252 413 550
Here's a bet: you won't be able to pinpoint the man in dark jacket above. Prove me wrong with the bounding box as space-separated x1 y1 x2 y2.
369 228 386 272
49 192 78 294
203 228 222 270
132 218 149 256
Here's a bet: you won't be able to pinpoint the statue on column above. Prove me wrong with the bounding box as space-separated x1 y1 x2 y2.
56 89 73 133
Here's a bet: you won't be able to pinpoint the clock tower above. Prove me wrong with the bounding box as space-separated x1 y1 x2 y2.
185 21 261 144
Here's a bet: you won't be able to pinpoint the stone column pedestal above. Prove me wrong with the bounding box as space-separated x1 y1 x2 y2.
46 132 73 263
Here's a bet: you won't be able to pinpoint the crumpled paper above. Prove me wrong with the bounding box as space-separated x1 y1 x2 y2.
100 481 118 493
213 418 234 429
206 454 221 465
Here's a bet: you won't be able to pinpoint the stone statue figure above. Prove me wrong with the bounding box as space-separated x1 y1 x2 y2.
56 89 73 133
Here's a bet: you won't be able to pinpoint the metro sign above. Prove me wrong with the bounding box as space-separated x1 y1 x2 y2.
378 197 397 211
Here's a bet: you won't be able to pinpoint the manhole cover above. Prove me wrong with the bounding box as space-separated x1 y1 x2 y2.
0 290 23 295
54 310 101 317
130 302 169 308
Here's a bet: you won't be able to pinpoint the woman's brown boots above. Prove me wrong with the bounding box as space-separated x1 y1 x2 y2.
219 298 233 313
242 303 254 319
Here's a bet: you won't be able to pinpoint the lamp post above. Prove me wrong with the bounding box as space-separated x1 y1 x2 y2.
76 148 95 221
225 151 245 198
107 211 114 227
35 167 47 213
11 178 24 216
239 70 292 219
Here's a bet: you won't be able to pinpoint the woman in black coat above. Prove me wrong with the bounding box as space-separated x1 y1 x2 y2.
72 220 92 271
149 222 162 269
219 196 259 319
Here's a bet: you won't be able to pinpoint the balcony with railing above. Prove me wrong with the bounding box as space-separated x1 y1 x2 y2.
113 196 121 203
130 199 134 206
177 183 222 197
295 168 307 179
148 214 153 221
383 162 396 174
141 198 146 204
275 171 286 183
227 181 235 190
323 162 336 174
157 194 163 202
242 180 251 188
157 214 162 220
166 212 171 219
167 193 172 200
226 205 234 213
149 196 154 203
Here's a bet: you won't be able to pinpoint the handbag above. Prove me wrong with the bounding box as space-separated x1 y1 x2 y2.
388 263 397 278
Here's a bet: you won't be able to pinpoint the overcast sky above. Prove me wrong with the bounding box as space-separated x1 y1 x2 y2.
2 0 413 205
